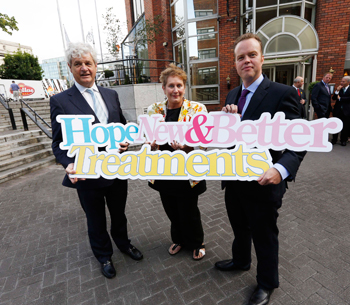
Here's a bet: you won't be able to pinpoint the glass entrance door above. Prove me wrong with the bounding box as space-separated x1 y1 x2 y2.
275 65 295 85
263 64 297 85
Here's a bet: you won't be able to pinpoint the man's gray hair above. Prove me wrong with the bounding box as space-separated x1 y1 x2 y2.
343 76 350 83
293 77 302 84
65 42 97 66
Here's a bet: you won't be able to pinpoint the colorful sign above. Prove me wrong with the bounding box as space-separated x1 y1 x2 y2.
57 112 343 181
18 83 35 96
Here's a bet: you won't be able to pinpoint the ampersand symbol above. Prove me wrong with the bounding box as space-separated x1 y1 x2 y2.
185 114 213 144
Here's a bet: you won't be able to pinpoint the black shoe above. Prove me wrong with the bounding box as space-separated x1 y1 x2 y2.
101 260 116 279
249 286 274 305
331 140 337 145
214 259 250 271
121 245 143 260
341 142 347 146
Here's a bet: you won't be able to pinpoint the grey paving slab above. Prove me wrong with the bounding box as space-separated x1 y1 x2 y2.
0 143 349 304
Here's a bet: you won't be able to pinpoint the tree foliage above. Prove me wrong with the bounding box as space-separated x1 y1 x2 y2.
125 15 164 54
104 69 114 79
135 15 164 48
0 49 44 80
102 7 122 58
0 13 19 35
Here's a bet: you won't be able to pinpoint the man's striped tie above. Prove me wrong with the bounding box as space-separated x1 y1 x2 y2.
86 88 108 124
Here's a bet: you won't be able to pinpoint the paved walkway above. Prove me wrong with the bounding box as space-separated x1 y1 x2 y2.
0 144 349 305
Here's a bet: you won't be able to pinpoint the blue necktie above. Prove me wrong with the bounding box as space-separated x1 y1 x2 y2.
238 89 250 114
86 88 108 124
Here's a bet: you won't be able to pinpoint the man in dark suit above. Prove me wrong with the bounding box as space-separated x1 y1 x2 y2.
215 33 306 305
331 76 350 146
50 42 143 279
292 76 307 118
311 72 333 118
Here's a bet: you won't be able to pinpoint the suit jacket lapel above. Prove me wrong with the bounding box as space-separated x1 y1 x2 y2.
242 76 269 119
68 84 99 123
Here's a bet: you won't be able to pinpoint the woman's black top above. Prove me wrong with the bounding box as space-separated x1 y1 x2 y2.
150 106 206 195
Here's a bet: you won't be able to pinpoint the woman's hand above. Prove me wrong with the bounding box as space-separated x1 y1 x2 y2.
145 140 158 151
170 141 193 153
119 142 129 153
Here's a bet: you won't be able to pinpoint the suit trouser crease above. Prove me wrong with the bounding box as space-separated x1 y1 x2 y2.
77 179 130 263
159 192 204 250
225 184 281 290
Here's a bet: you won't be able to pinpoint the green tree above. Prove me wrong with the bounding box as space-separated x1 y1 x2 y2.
104 69 114 79
0 49 44 80
103 7 122 58
0 13 18 35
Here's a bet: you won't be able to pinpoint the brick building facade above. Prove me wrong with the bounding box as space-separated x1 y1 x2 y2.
122 0 350 113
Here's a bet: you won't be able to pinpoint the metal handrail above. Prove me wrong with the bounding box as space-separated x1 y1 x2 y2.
0 94 16 130
19 98 52 139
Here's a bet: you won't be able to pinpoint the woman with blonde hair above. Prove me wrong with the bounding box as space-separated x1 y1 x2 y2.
147 64 207 260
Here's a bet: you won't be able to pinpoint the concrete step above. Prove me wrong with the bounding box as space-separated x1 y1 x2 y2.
0 142 51 161
0 125 13 132
0 148 53 172
0 155 56 184
0 135 49 152
0 130 46 143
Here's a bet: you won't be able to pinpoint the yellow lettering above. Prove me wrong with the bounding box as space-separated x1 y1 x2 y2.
88 154 105 175
101 154 120 176
207 151 235 177
232 145 254 177
118 154 139 176
246 152 270 176
68 145 96 175
157 153 186 176
186 153 208 177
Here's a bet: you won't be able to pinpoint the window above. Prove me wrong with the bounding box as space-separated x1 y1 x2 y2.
187 0 217 19
172 0 219 103
194 10 213 17
133 0 144 22
241 0 315 33
197 28 215 40
198 49 216 59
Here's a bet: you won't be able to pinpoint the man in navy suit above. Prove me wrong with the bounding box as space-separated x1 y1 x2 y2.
50 42 143 279
331 76 350 146
215 33 305 305
311 72 333 118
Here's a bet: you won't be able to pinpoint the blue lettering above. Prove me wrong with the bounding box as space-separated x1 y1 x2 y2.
61 117 92 147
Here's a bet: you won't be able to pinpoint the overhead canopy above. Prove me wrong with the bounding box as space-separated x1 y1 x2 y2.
256 16 319 61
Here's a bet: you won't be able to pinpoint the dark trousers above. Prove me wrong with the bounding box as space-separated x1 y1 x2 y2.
225 182 282 290
77 179 130 263
332 111 350 143
159 192 204 250
315 106 331 119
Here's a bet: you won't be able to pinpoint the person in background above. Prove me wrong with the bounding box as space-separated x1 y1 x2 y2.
292 76 307 119
146 64 207 261
50 42 143 279
10 81 20 102
311 72 333 118
331 76 350 146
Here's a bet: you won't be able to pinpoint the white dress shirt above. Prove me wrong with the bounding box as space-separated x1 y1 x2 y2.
74 81 109 119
